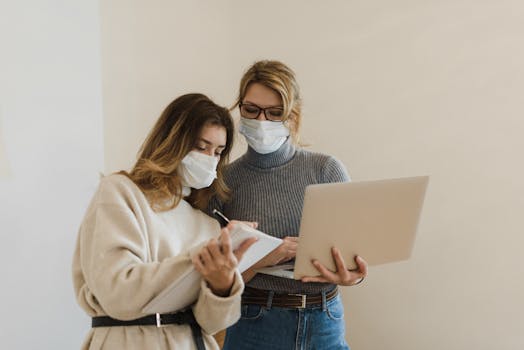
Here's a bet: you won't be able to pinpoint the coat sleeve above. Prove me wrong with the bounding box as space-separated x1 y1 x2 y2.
79 203 196 320
192 269 244 335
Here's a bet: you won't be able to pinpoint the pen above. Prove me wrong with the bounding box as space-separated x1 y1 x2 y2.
212 209 230 226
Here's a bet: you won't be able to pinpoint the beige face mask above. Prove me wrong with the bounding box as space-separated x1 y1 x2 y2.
239 118 290 154
178 151 218 189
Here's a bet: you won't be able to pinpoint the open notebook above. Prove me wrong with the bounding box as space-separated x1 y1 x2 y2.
142 223 281 314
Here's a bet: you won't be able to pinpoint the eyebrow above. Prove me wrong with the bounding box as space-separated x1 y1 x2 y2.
198 138 226 149
243 101 284 109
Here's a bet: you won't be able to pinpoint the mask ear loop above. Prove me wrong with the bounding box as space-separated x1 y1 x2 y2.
282 115 293 140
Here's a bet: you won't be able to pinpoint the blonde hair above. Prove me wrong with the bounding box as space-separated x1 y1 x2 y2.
234 60 302 144
122 93 234 212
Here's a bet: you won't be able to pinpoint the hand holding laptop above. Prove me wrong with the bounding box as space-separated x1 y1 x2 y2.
301 248 368 286
255 176 428 285
293 176 429 279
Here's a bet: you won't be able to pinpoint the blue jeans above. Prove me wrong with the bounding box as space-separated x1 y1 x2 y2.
223 293 350 350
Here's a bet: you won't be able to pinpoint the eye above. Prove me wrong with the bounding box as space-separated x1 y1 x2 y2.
267 108 284 117
241 104 260 115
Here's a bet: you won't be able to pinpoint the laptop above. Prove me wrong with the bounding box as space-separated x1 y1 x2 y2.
292 176 429 279
294 176 429 279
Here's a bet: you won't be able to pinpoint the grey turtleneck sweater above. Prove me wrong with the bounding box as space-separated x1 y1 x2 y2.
208 138 350 294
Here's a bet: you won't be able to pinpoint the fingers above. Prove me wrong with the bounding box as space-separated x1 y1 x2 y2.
281 236 298 251
192 254 205 274
311 259 338 282
219 228 232 256
198 229 234 271
332 247 347 273
301 275 330 283
207 238 222 260
355 255 368 278
242 221 258 229
198 245 213 266
281 237 298 260
299 253 369 286
255 236 298 267
227 220 258 230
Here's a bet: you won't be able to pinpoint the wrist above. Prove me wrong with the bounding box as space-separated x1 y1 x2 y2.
208 274 235 297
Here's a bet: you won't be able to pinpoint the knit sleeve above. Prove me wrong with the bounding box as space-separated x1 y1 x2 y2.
321 156 351 183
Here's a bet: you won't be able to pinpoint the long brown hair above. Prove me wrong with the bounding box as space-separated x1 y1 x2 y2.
122 93 234 211
234 60 302 144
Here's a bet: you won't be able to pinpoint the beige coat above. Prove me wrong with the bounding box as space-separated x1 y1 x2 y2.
72 174 243 349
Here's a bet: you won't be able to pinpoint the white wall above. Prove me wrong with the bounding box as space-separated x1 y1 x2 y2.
0 1 103 348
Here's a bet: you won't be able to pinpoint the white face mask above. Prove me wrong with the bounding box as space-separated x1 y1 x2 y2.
179 151 219 189
239 118 290 154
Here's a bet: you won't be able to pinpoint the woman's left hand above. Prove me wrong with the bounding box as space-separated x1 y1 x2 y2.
192 227 257 296
301 248 368 286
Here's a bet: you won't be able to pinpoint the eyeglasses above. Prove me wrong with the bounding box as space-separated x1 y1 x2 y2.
239 102 285 122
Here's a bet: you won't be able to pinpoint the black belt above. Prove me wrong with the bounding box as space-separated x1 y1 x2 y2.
92 309 205 350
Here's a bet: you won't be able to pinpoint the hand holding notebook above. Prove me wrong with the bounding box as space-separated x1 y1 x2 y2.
142 220 281 314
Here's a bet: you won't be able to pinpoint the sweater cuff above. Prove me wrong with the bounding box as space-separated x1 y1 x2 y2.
198 269 244 301
192 270 244 335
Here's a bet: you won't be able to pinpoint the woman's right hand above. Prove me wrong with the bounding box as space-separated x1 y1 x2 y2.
251 236 298 269
240 236 297 283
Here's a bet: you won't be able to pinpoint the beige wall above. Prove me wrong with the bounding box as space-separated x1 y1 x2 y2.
100 0 240 172
101 1 524 349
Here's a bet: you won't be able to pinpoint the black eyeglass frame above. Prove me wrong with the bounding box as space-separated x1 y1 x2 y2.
239 102 285 122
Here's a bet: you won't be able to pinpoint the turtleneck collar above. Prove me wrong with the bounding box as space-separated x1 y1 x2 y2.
242 137 296 169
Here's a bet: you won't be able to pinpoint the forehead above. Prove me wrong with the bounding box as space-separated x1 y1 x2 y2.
244 83 282 107
197 123 227 145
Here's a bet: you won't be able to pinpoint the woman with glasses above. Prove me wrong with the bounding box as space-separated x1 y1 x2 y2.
73 93 257 350
208 60 368 349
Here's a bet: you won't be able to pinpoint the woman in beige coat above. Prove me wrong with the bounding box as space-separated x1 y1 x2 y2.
72 93 256 350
